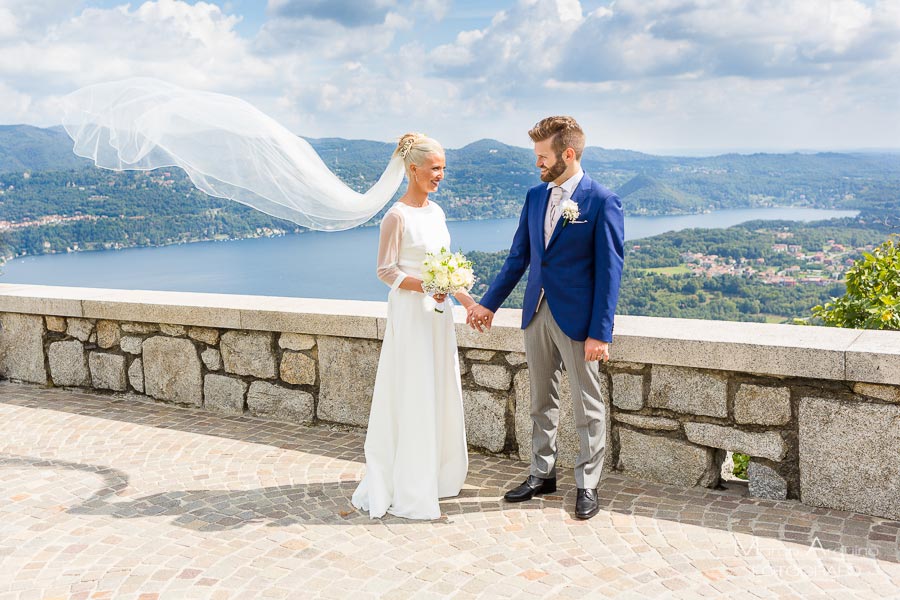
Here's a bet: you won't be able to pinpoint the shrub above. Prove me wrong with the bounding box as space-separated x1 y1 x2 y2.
732 453 749 480
813 236 900 330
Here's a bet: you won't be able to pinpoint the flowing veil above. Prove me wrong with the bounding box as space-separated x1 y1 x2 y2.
60 78 406 231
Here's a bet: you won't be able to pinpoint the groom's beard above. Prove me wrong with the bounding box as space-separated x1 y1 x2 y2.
539 152 567 182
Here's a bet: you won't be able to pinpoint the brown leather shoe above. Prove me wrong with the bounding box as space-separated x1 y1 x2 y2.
575 488 599 519
504 475 557 502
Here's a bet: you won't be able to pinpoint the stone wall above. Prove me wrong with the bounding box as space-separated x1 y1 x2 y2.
1 284 899 519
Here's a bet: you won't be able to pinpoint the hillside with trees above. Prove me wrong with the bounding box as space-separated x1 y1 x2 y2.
1 126 898 325
469 219 896 323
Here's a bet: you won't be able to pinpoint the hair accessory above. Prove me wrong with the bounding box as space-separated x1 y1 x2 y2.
399 137 416 159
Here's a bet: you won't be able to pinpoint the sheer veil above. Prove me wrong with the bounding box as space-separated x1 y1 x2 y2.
60 78 406 231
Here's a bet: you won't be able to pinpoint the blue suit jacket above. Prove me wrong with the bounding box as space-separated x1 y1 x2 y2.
480 172 625 342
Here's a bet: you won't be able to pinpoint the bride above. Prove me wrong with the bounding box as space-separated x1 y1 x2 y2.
60 79 471 520
351 133 473 520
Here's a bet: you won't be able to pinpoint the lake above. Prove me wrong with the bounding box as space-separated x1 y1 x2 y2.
0 207 858 301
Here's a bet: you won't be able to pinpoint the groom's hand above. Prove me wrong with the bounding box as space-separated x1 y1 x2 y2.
467 304 494 332
584 338 610 362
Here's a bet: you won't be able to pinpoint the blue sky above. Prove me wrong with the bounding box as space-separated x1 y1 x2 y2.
1 0 898 153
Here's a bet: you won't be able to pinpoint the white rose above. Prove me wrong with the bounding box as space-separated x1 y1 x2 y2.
436 272 450 288
450 271 466 287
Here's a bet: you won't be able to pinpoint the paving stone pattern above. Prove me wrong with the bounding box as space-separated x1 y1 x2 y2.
1 382 899 599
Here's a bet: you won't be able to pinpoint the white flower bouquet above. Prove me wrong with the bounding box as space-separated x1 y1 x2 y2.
421 247 476 313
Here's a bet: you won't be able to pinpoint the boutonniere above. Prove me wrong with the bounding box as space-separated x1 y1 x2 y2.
560 199 580 226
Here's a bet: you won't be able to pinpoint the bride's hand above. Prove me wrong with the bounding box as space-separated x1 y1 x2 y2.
432 293 447 303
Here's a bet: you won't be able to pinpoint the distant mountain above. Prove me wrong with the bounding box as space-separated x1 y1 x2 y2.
0 126 649 177
1 125 898 221
580 145 658 164
616 174 707 214
0 125 90 172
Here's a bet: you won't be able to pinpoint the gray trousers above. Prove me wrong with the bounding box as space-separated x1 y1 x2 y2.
524 300 606 489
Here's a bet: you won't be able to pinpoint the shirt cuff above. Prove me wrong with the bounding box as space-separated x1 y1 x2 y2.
391 273 407 291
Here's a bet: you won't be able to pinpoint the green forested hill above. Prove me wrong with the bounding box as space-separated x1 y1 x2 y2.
0 125 90 172
615 174 707 214
0 125 898 268
2 126 898 217
0 126 898 324
469 218 896 323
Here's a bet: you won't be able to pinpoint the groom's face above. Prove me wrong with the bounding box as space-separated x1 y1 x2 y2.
534 138 567 183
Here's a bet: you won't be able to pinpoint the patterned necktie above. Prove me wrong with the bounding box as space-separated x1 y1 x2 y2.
545 185 563 247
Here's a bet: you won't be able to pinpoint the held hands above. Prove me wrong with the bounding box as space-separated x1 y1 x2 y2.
585 338 610 362
466 304 495 333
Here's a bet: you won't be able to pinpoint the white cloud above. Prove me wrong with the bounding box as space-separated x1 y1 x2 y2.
0 82 32 120
0 7 18 38
418 0 900 149
254 11 410 59
411 0 449 21
433 0 900 84
556 0 582 22
0 0 81 33
0 0 897 151
0 0 277 126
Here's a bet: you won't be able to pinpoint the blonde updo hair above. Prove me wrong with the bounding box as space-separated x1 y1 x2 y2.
395 132 444 176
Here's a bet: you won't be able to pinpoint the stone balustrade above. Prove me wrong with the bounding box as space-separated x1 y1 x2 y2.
1 283 899 520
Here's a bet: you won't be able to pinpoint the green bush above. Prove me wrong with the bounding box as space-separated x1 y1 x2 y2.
813 236 900 330
732 453 749 480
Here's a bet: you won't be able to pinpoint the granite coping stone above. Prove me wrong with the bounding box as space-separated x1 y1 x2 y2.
0 284 103 317
3 284 899 383
238 296 383 338
609 315 865 381
844 329 900 386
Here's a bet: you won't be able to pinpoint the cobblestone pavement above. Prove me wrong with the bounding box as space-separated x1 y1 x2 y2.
1 382 899 599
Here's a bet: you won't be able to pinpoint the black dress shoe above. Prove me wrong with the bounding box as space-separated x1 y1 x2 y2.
504 475 557 502
575 488 599 519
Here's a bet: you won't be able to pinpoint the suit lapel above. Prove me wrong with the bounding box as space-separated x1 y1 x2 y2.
535 186 552 257
545 174 591 252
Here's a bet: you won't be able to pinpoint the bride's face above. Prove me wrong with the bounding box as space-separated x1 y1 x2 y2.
411 153 446 193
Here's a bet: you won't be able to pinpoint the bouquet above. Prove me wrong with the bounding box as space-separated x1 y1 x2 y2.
421 248 476 313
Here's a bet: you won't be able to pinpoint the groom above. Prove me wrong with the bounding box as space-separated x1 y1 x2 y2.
467 116 624 520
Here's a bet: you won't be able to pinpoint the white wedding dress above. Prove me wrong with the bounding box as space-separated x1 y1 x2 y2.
351 201 468 520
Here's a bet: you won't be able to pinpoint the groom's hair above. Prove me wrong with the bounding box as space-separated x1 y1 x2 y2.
528 116 585 160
